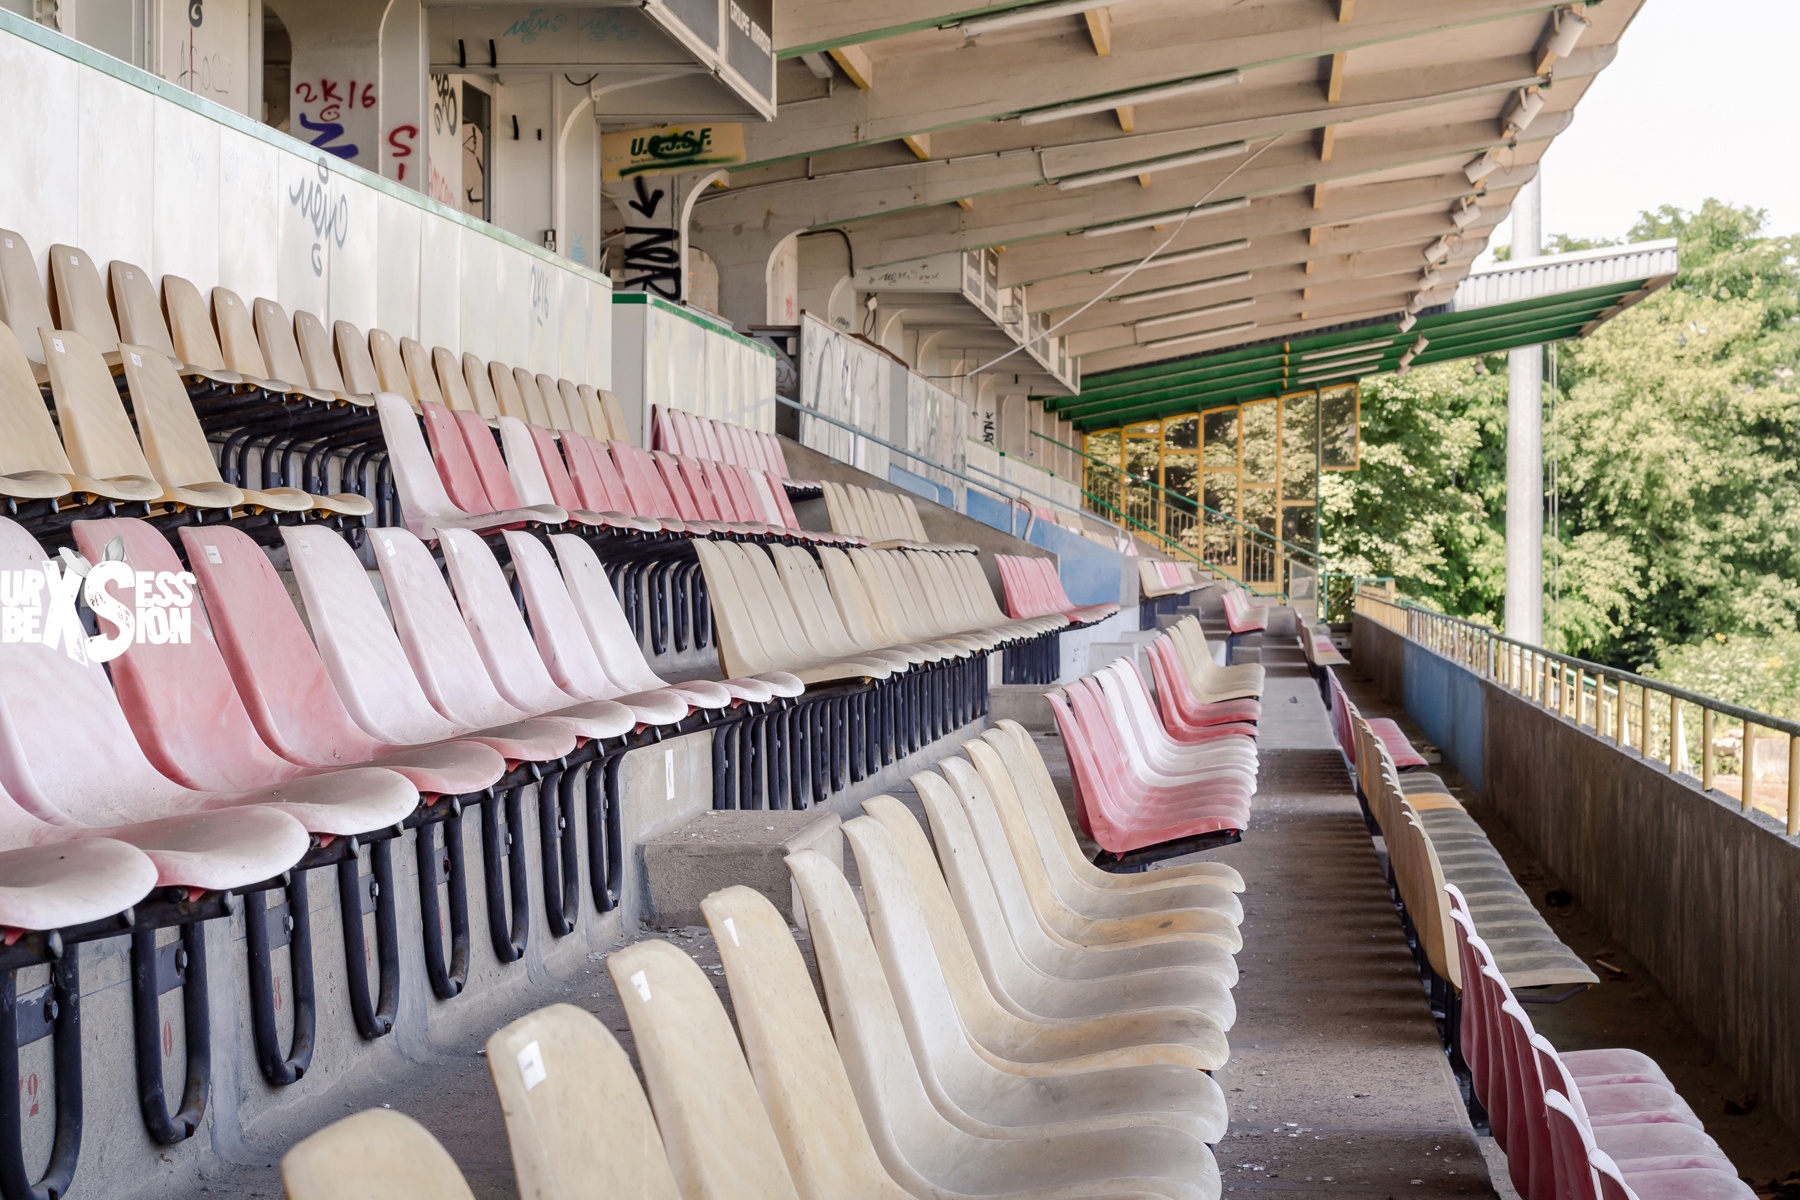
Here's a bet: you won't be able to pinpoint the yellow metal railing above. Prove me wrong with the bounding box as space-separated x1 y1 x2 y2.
1353 586 1800 835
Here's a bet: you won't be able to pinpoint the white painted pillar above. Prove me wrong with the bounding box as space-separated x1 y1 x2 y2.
1505 174 1543 645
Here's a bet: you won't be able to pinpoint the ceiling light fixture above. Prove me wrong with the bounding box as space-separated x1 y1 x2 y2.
1410 335 1430 357
1097 238 1250 275
961 0 1149 37
1058 141 1248 190
1464 148 1503 185
1117 271 1253 304
1542 6 1590 59
1424 235 1454 265
1505 88 1547 137
1418 267 1443 290
1133 296 1256 329
1019 71 1242 126
1452 198 1481 230
1081 196 1249 238
1138 321 1258 350
1396 313 1418 334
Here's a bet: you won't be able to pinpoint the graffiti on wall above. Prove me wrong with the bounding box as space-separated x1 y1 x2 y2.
289 162 350 278
618 177 681 301
427 75 461 206
293 79 377 160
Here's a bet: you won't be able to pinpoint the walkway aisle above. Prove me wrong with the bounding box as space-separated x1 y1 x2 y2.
1204 644 1496 1199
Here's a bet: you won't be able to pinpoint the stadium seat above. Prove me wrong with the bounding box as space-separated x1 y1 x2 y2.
376 392 567 537
484 1004 682 1199
0 228 54 374
604 939 805 1199
214 288 330 403
334 320 385 397
280 1108 477 1200
295 309 363 402
785 849 1223 1198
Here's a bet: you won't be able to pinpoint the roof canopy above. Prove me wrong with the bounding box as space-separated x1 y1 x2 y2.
1057 239 1678 430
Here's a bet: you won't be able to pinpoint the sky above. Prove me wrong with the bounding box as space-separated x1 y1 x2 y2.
1485 0 1800 257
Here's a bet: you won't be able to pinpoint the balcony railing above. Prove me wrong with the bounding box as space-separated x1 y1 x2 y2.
1353 588 1800 836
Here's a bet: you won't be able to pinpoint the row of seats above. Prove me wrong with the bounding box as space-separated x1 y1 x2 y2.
1333 675 1598 997
0 230 621 439
821 479 974 552
1048 619 1263 868
0 318 370 516
289 723 1249 1199
651 401 794 482
1139 559 1205 600
1451 889 1751 1200
994 553 1119 625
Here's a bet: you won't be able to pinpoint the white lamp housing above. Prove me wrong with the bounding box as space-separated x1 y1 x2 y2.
1452 198 1481 230
1411 335 1430 357
1465 149 1502 185
1424 236 1453 265
1543 7 1590 59
1505 88 1547 136
1418 267 1443 290
1396 313 1418 334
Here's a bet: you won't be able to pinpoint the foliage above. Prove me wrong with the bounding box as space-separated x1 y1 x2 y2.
1324 200 1800 678
1645 631 1800 722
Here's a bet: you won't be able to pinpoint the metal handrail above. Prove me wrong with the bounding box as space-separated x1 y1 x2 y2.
1352 587 1800 834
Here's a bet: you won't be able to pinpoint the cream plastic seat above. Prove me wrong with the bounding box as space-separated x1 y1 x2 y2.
108 262 240 389
862 795 1228 1073
1167 618 1263 702
293 310 361 401
604 939 804 1200
369 328 413 401
913 770 1239 997
484 1004 682 1200
534 372 572 429
400 337 444 407
942 758 1243 955
460 353 501 420
431 347 477 413
814 548 964 664
577 383 610 438
0 229 53 377
0 321 79 501
511 366 554 426
557 379 593 436
982 721 1246 897
122 344 374 516
766 545 918 673
47 244 126 371
213 288 329 401
333 320 384 398
692 540 884 686
489 361 532 421
787 851 1222 1200
254 298 361 407
846 812 1231 1141
38 329 186 505
280 1108 475 1200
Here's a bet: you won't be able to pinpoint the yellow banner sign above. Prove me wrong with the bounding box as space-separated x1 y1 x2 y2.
602 123 745 182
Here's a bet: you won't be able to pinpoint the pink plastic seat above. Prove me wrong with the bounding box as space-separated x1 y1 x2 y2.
69 518 420 834
179 525 508 797
420 401 494 514
375 392 564 539
1221 587 1270 635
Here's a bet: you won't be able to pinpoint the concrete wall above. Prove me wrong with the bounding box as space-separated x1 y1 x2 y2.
1354 615 1800 1132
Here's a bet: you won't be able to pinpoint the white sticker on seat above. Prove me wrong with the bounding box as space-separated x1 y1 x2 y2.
380 538 396 558
68 255 77 265
295 538 312 555
449 539 460 555
50 338 63 354
629 969 652 1002
724 917 739 946
203 544 221 564
516 1039 546 1092
129 352 142 367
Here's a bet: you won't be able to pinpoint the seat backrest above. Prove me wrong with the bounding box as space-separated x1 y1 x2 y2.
162 275 231 372
598 389 629 444
0 320 75 476
691 539 777 679
282 525 466 745
1541 1090 1603 1200
107 262 180 360
211 288 271 378
577 383 609 438
603 940 802 1200
548 533 664 693
0 231 53 364
294 310 349 393
496 415 562 509
253 298 311 388
70 517 298 793
433 347 475 412
179 524 390 766
334 320 383 396
484 1004 682 1200
650 452 703 522
559 433 623 513
525 424 584 511
369 328 412 398
769 545 860 657
557 379 592 436
453 410 526 510
280 1109 476 1200
490 361 531 421
401 337 444 406
462 353 500 420
503 530 620 701
438 527 579 714
41 329 158 484
535 373 572 430
47 244 119 354
369 527 538 731
512 366 552 426
373 392 472 537
701 886 912 1199
118 344 231 491
420 402 495 515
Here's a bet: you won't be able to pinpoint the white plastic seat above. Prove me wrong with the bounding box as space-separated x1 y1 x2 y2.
484 1003 682 1199
1093 663 1260 778
604 939 804 1200
374 392 567 539
693 540 885 685
787 850 1223 1200
913 771 1238 1023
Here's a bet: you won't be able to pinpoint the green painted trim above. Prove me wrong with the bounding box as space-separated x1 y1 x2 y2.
0 12 614 291
612 292 778 359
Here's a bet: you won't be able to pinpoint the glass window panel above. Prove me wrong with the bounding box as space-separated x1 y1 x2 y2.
1123 435 1159 532
1163 414 1199 451
1240 488 1278 586
1127 421 1159 437
1202 407 1238 469
1321 384 1360 470
1281 391 1319 502
1203 470 1238 568
1241 401 1277 484
1282 502 1318 550
1082 429 1121 516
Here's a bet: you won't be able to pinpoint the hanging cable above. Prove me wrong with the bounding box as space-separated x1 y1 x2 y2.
929 133 1285 382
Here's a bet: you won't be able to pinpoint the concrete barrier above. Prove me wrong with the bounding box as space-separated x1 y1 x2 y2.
1353 614 1800 1132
